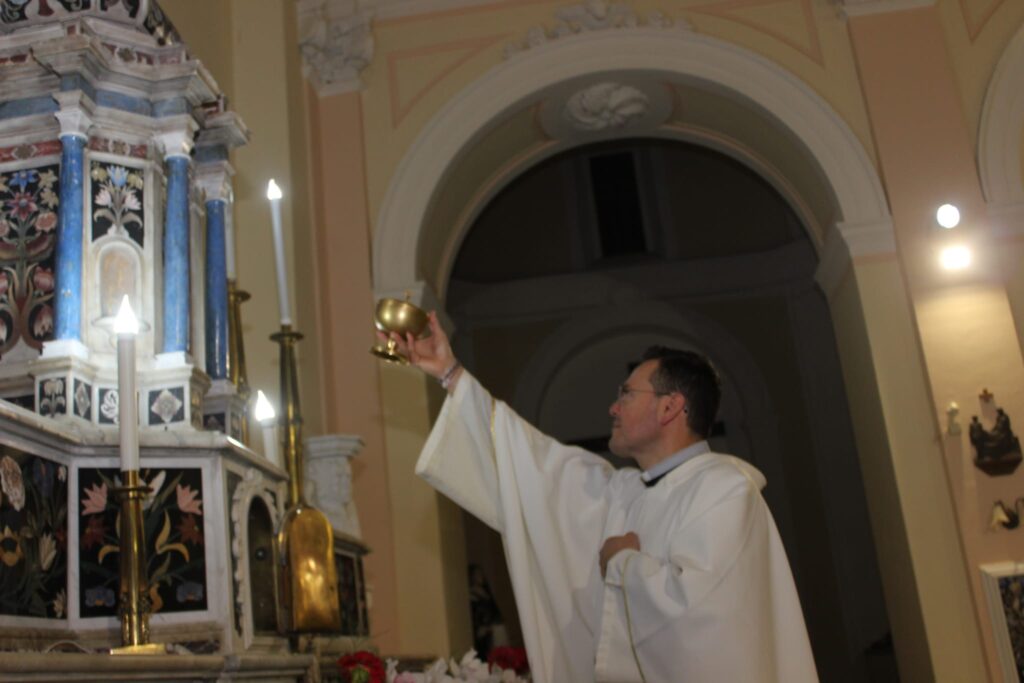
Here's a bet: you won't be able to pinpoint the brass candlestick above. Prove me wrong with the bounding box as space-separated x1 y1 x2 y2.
228 280 252 445
272 325 342 633
110 471 163 655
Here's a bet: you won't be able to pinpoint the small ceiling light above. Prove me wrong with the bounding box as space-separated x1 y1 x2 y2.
936 204 960 229
940 245 972 270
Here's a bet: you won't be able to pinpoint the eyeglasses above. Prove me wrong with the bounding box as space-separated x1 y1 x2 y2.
616 384 669 402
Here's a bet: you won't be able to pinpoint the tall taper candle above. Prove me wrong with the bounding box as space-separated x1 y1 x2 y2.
114 296 140 471
266 179 291 326
254 390 280 468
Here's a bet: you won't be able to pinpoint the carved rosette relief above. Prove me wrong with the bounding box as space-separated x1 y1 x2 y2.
540 80 673 142
563 82 649 132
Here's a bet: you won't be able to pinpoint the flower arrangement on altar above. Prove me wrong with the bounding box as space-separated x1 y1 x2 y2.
338 648 531 683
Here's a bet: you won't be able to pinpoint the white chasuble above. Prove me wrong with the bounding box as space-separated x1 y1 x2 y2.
416 372 818 683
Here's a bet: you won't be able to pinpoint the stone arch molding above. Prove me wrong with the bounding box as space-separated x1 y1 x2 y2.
373 27 889 296
979 22 1024 206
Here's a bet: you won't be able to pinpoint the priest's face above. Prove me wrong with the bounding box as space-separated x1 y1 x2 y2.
608 359 664 460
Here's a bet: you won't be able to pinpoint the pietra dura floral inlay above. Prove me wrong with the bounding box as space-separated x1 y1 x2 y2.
78 467 206 617
0 447 67 618
37 377 65 418
0 164 58 358
98 387 118 424
90 162 145 247
149 387 184 425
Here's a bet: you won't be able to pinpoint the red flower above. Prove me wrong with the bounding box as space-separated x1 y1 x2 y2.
337 651 386 683
35 211 57 233
8 192 36 220
488 646 530 674
81 515 105 550
177 514 203 545
32 266 54 293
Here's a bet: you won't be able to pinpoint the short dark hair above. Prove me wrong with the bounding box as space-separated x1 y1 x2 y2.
640 346 721 438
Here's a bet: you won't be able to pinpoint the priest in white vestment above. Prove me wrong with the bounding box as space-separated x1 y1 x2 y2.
388 313 818 683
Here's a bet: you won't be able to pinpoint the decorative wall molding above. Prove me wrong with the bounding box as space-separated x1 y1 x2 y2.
374 29 889 298
505 1 688 58
814 218 896 297
979 21 1024 205
230 468 279 650
831 0 935 18
297 0 375 96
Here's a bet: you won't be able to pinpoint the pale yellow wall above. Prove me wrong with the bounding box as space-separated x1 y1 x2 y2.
937 0 1024 148
359 0 879 241
161 0 324 437
379 366 472 657
160 0 1024 675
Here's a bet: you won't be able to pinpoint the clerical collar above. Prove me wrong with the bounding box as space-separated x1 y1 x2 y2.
641 441 711 488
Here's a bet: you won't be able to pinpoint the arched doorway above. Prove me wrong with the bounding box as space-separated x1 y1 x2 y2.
446 137 893 681
373 25 915 681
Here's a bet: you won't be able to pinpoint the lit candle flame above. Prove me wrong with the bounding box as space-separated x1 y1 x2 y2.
254 390 276 422
113 295 139 335
266 179 283 201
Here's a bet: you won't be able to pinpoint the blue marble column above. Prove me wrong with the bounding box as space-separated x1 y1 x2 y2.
54 133 85 341
204 198 228 379
162 155 191 354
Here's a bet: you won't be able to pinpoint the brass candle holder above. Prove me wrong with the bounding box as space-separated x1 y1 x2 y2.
272 325 342 633
228 280 252 445
110 471 163 655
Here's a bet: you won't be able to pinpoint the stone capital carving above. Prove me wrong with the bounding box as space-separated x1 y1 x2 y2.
52 90 95 139
303 433 363 538
195 161 235 203
154 116 199 159
297 0 375 97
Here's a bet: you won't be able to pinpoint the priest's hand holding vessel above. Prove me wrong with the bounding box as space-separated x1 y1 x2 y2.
370 297 430 364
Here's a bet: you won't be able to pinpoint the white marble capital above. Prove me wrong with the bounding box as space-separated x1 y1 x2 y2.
52 90 95 139
195 161 235 203
303 433 363 538
155 117 198 159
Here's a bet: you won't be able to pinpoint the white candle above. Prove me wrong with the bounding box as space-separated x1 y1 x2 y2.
225 207 237 281
114 296 140 472
266 179 291 326
254 390 279 467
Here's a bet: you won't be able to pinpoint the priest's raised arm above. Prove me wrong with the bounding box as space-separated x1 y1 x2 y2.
382 315 818 683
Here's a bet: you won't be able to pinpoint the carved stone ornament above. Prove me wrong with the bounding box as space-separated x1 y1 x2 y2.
970 406 1023 477
539 79 673 142
828 0 935 19
230 468 280 649
563 82 649 132
504 1 689 58
298 1 375 96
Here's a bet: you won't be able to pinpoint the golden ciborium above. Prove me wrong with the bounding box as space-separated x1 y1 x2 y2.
370 297 429 364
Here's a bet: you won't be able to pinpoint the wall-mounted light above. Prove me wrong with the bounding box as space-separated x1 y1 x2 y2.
936 203 961 229
940 244 972 271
